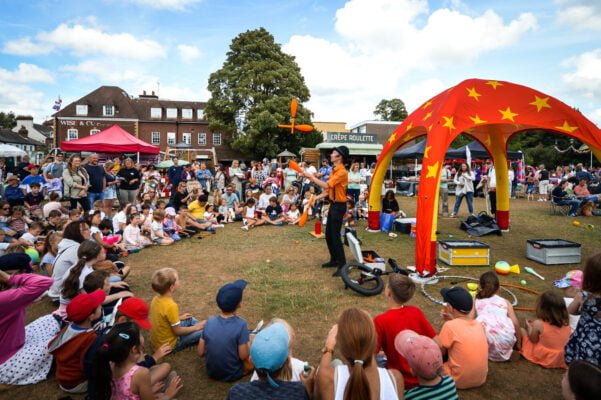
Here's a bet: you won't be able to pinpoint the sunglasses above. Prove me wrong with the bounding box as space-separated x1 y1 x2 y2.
2 207 10 210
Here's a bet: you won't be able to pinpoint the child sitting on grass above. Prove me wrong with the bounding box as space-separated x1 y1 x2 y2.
285 203 300 225
197 279 252 381
241 198 264 231
438 286 488 389
520 290 571 368
40 231 62 276
162 207 184 241
24 182 44 216
263 197 285 226
374 274 437 389
395 330 459 400
20 221 43 245
150 210 174 246
475 271 521 361
149 268 205 352
123 214 152 252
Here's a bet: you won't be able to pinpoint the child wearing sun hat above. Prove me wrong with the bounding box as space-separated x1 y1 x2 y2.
554 270 583 332
394 329 459 400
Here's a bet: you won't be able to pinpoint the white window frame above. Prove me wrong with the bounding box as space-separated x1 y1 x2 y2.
197 132 206 145
197 109 204 120
67 129 78 141
90 128 100 135
166 108 177 119
76 105 88 116
151 131 160 145
103 105 114 116
167 132 176 145
213 132 222 146
150 107 162 118
182 108 193 119
182 132 191 145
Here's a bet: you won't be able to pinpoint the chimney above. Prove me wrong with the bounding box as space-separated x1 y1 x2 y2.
18 125 28 138
152 91 155 96
143 90 147 95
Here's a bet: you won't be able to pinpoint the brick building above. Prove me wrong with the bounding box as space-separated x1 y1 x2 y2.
53 86 242 162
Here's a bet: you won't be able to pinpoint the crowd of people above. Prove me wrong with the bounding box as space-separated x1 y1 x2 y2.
0 152 600 399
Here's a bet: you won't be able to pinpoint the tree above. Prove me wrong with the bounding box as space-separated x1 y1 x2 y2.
0 111 16 129
373 98 408 121
205 28 322 158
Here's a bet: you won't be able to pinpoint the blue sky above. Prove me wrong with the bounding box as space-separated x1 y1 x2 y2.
0 0 600 127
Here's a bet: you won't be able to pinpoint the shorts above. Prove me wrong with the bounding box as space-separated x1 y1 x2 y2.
539 180 549 195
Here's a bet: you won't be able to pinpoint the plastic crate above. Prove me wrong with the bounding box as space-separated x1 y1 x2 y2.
526 239 581 265
438 240 490 266
394 218 416 234
346 232 386 272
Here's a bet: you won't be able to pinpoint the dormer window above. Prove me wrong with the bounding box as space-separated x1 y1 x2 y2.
150 108 162 118
103 105 114 116
166 108 177 119
76 105 88 116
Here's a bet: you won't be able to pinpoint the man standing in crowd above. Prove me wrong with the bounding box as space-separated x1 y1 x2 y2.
84 154 105 209
167 157 184 202
302 160 317 194
304 146 349 276
15 155 30 180
43 152 66 185
537 164 549 202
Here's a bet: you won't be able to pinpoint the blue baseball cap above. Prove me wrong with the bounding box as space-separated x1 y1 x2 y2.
250 323 290 387
216 279 247 312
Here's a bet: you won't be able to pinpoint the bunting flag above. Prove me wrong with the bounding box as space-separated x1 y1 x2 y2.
52 97 62 111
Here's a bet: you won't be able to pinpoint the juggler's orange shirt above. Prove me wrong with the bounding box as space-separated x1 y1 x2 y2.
327 164 348 202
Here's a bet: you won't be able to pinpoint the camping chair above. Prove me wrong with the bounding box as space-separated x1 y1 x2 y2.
514 183 526 199
550 201 572 216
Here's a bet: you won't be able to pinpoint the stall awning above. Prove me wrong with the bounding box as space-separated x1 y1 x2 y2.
316 142 383 156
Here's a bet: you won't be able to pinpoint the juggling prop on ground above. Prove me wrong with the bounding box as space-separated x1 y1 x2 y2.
368 78 601 276
494 261 520 275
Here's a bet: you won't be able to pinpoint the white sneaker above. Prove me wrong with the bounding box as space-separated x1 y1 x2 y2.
241 226 249 231
537 199 544 202
214 224 225 228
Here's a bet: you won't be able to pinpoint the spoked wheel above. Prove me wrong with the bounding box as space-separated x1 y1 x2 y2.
340 262 384 296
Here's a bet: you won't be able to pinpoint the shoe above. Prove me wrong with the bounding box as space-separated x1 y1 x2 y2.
568 213 576 217
241 226 249 231
332 265 345 277
537 198 544 202
321 261 338 268
250 320 264 335
449 213 456 218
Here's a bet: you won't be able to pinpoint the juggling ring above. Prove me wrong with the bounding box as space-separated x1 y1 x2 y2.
420 275 540 311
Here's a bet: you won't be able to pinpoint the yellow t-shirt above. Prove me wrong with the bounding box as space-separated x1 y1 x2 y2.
188 200 206 220
149 295 180 350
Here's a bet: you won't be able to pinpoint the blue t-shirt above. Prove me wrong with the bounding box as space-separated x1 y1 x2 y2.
203 315 249 381
84 164 106 193
21 174 46 189
227 381 309 400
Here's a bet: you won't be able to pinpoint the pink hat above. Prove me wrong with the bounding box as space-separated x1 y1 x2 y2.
394 330 442 380
553 270 583 289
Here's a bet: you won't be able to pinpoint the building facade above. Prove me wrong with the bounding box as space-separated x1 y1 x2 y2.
53 86 242 162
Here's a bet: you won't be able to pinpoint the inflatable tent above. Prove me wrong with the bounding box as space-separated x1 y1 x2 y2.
368 78 601 276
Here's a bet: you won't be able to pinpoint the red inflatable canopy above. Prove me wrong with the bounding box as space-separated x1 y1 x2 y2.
61 125 160 154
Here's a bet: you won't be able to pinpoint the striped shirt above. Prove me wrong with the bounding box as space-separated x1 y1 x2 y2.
404 375 459 400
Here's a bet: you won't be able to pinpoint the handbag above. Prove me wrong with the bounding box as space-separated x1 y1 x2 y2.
380 213 395 232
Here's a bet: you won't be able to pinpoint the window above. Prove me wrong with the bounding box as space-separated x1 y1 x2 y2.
197 109 204 120
166 108 177 119
213 132 222 146
182 108 193 119
67 129 78 141
151 131 160 145
90 129 100 135
182 132 191 145
197 132 206 145
76 105 88 116
103 105 114 116
167 132 176 145
150 107 162 118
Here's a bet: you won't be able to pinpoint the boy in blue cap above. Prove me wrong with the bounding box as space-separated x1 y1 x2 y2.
227 323 314 399
197 279 252 381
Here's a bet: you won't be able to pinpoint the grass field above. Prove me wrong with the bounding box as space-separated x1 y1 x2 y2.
3 195 600 400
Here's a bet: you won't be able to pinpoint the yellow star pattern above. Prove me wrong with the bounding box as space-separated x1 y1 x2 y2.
528 96 550 112
469 115 487 125
555 121 578 133
405 122 413 132
387 131 397 144
442 116 456 131
422 100 433 110
426 162 439 179
424 145 432 159
428 124 433 132
423 112 433 121
486 80 503 90
499 107 519 122
466 87 482 101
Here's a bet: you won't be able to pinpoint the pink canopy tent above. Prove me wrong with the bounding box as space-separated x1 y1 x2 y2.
61 125 160 154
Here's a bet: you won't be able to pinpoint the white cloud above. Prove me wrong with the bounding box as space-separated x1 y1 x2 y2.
562 49 601 99
590 108 601 127
125 0 201 11
284 0 537 121
3 22 166 60
177 44 201 62
0 80 49 121
0 63 54 84
555 0 601 31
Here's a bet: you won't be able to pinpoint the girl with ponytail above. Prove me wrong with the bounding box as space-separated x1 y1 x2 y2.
316 308 403 400
93 322 182 400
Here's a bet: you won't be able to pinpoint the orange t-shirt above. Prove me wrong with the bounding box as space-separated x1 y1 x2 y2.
327 164 348 202
439 318 488 389
520 321 571 369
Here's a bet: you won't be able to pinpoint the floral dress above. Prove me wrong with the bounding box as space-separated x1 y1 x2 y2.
475 295 516 361
564 292 601 366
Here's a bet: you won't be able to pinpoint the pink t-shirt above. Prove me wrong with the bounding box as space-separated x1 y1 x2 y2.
112 364 142 400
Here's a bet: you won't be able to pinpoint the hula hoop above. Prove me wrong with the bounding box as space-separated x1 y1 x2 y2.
421 275 539 311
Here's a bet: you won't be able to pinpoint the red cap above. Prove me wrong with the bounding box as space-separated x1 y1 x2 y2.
67 289 106 323
117 297 152 330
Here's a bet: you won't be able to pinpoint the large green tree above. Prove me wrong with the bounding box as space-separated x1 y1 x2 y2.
373 98 408 121
205 28 321 158
0 111 16 129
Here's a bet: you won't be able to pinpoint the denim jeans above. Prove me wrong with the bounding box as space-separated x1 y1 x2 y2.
453 192 474 215
173 317 203 352
557 199 581 215
88 192 104 210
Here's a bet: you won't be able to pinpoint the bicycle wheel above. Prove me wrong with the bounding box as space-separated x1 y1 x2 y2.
340 262 384 296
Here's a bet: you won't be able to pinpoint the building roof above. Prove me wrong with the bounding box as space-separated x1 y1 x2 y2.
0 129 46 147
347 120 403 131
34 123 53 137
